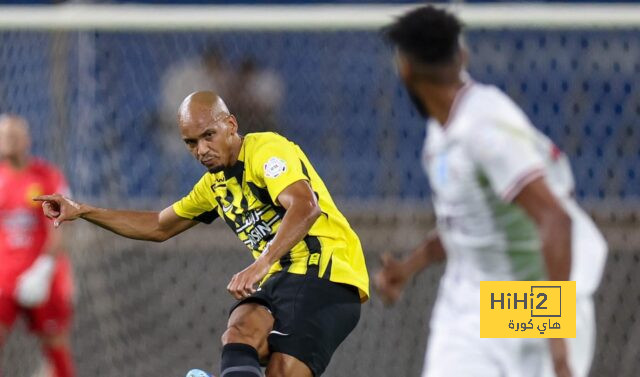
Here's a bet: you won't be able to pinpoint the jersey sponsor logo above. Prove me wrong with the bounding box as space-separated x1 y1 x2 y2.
245 216 280 249
238 209 281 249
0 209 37 248
25 183 44 207
1 209 37 229
264 157 287 178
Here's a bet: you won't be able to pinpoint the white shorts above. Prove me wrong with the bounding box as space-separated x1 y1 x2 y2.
422 296 596 377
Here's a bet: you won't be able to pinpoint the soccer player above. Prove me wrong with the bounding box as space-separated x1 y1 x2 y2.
0 115 75 377
374 6 607 377
35 91 369 377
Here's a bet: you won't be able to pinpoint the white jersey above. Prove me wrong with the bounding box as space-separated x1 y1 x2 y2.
423 81 607 302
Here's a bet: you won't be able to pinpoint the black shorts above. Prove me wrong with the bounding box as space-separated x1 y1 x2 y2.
230 270 361 376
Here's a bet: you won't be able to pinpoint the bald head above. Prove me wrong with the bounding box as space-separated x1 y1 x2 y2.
178 91 230 127
0 114 31 164
177 91 242 173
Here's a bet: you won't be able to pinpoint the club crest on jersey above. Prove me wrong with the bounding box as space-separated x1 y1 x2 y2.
264 157 287 178
25 183 44 207
436 154 448 185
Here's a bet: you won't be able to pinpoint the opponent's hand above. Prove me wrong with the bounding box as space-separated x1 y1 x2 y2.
374 252 410 305
15 255 55 308
227 257 272 300
549 338 573 377
33 194 84 228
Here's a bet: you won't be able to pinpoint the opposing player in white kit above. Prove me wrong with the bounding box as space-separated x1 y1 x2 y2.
375 6 607 377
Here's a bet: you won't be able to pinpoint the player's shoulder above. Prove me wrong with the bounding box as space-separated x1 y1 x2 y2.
244 132 289 146
243 132 294 156
465 83 519 115
465 83 535 134
28 157 63 176
29 156 54 169
195 171 220 187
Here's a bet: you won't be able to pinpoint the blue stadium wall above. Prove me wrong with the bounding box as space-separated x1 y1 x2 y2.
0 28 637 202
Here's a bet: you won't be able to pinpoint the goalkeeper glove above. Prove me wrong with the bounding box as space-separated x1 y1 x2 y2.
15 254 55 308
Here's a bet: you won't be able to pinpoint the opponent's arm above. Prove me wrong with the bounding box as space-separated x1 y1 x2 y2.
513 177 573 377
513 177 571 281
226 180 320 299
34 194 198 242
374 230 445 305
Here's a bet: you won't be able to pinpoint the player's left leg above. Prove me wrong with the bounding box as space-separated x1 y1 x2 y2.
221 302 274 377
264 274 361 377
29 256 75 377
40 332 74 377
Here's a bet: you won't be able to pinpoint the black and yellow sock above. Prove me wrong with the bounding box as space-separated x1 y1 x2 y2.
220 343 262 377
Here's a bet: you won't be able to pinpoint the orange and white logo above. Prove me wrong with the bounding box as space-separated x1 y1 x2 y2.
25 183 44 207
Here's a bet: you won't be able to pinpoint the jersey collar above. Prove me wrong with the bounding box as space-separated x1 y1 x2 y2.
442 75 474 130
222 136 246 182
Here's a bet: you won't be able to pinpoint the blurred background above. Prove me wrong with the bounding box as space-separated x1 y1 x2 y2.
1 1 639 376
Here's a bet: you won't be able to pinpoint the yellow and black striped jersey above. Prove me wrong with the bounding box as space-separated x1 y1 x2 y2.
173 132 369 301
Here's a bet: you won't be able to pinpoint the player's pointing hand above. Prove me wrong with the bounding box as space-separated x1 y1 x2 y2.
33 194 84 228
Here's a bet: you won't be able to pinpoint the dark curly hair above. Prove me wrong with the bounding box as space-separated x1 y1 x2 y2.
384 5 463 65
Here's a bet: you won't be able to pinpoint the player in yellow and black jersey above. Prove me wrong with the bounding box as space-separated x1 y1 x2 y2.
35 91 368 377
173 130 368 298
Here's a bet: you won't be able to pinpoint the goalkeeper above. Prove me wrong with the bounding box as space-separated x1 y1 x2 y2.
0 115 75 377
35 91 369 377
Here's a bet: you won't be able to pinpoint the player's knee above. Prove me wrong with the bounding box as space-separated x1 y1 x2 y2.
221 324 261 348
265 354 313 377
265 361 287 377
40 332 69 349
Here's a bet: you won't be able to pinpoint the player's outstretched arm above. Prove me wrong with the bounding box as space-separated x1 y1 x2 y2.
34 194 198 242
226 180 321 300
374 230 445 305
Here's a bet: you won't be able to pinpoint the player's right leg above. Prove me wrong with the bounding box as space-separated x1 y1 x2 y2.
39 332 74 377
29 255 75 377
220 302 274 377
0 277 20 374
0 276 21 345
